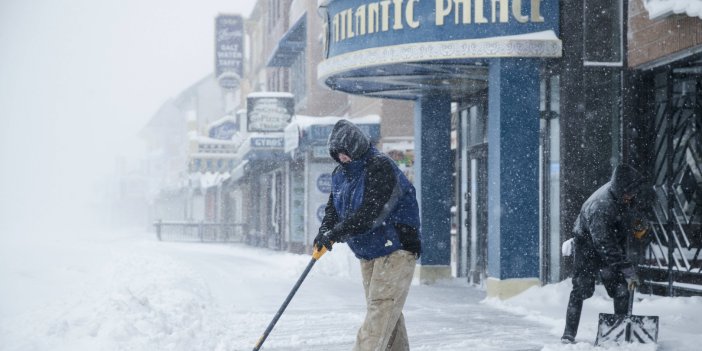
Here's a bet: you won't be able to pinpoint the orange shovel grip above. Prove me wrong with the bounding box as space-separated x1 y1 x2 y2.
312 242 333 260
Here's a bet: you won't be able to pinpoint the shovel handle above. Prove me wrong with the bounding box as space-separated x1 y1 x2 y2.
253 257 318 351
312 242 334 260
252 242 334 350
628 285 635 316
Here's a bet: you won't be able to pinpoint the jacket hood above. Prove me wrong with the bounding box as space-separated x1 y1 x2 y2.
328 119 370 163
610 164 645 198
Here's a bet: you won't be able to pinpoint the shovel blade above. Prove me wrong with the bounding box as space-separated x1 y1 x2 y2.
595 313 659 346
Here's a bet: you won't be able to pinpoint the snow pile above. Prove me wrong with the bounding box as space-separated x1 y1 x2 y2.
1 248 226 351
484 278 702 350
2 227 700 351
644 0 702 20
312 244 362 281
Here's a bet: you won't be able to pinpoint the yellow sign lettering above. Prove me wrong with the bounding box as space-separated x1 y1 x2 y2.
392 0 404 30
331 0 543 45
531 0 544 22
406 0 420 28
356 5 367 36
492 0 509 23
512 0 528 23
436 0 452 26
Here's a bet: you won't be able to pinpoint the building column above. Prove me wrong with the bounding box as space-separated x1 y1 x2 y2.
486 58 541 299
414 93 452 284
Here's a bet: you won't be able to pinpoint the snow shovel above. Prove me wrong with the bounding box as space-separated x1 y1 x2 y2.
252 244 329 351
594 287 659 345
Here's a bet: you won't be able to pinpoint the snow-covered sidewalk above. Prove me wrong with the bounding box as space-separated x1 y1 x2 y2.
0 227 699 350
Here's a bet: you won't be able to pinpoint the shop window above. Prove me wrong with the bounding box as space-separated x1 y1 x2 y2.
291 51 307 106
583 0 623 66
584 68 622 167
539 74 561 283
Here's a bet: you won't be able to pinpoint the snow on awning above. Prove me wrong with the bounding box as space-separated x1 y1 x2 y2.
644 0 702 20
189 171 231 190
284 115 381 153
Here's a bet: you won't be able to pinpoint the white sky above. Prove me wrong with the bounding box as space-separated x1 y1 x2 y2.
0 0 256 229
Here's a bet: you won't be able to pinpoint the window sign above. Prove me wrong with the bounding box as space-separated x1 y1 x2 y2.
316 173 332 193
312 146 329 159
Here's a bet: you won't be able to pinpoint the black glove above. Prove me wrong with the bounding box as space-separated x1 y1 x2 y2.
313 231 335 251
621 266 641 290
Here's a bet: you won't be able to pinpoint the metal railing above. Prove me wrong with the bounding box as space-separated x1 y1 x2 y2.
153 220 248 243
640 70 702 296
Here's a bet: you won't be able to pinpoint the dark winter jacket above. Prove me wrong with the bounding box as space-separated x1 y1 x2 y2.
572 164 646 273
319 120 421 260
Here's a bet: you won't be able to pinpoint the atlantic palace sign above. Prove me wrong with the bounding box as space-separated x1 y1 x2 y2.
318 0 561 81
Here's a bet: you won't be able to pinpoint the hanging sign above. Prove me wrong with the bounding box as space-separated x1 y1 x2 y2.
215 14 244 89
247 93 295 132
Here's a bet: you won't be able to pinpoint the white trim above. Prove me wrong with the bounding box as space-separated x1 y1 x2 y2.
318 31 562 83
583 61 624 67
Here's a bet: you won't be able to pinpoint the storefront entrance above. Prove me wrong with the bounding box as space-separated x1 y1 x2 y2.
455 94 489 285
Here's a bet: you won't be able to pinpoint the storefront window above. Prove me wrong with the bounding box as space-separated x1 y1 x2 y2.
584 68 622 167
583 0 623 66
540 74 561 283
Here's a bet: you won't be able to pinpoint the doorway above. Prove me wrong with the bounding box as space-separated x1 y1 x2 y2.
456 93 489 285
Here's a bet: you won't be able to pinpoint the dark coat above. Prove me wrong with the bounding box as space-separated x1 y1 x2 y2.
572 164 646 273
319 120 421 260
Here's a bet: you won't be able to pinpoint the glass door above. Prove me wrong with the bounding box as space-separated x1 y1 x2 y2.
456 93 489 285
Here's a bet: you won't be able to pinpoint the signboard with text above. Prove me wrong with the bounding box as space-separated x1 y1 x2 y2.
308 162 335 244
250 137 285 149
247 93 294 133
215 14 244 89
209 118 238 140
322 0 559 58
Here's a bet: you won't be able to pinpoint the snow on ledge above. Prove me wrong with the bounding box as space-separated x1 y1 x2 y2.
644 0 702 20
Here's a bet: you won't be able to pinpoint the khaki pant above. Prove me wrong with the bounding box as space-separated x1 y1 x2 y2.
354 250 416 351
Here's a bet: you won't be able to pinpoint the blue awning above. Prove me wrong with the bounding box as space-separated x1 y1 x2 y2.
267 14 307 67
284 115 381 153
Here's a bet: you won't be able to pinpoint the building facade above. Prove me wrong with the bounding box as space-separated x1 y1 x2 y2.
231 0 417 253
624 0 702 296
141 0 702 297
315 0 702 297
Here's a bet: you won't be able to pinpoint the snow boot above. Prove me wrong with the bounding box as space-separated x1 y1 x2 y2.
561 297 583 344
560 334 575 344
